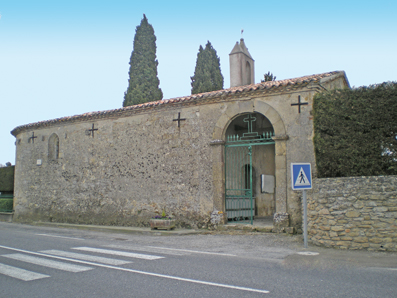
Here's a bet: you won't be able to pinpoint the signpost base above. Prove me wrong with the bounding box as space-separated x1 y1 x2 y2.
303 189 308 248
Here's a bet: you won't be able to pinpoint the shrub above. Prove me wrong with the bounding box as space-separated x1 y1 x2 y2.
313 82 397 177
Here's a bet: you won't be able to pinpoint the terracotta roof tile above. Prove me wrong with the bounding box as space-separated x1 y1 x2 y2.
11 71 347 136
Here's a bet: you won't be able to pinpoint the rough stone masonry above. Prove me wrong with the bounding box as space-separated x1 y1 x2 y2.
309 176 397 251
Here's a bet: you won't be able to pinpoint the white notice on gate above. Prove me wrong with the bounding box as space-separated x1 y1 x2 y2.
261 175 275 193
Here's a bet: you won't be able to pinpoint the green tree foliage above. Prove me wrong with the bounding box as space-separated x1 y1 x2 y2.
123 14 163 107
0 193 13 212
191 41 224 94
0 165 14 192
313 82 397 177
261 71 276 82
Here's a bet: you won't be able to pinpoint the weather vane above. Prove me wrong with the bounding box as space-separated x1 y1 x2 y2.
241 29 244 38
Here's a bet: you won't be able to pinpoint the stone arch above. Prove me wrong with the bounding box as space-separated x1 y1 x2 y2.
48 133 59 161
213 100 286 140
211 100 288 219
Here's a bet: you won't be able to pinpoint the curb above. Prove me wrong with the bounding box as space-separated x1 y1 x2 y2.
32 222 203 236
31 222 275 236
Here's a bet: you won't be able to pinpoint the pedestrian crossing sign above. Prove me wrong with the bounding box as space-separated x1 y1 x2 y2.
291 163 312 190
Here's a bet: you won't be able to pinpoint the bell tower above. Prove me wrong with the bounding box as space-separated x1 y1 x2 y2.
229 38 255 87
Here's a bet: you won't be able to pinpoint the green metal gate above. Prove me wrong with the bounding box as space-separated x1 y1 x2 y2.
225 114 275 224
225 144 254 223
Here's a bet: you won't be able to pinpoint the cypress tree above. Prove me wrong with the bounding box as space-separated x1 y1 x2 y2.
123 14 162 107
262 71 277 82
191 41 223 94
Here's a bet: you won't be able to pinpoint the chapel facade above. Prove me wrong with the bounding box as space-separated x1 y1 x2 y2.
11 39 349 230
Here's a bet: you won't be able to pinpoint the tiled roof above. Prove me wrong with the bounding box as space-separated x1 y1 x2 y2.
11 71 347 136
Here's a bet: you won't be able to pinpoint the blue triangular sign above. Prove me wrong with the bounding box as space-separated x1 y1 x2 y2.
291 163 312 190
294 167 310 187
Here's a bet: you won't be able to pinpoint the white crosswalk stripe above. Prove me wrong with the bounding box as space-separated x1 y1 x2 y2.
0 246 165 281
72 247 164 260
105 244 187 256
0 263 50 281
40 250 132 265
0 245 268 294
2 253 93 272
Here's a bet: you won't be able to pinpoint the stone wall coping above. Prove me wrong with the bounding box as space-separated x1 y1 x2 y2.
314 175 397 181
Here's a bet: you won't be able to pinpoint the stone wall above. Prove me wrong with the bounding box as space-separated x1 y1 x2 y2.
308 176 397 251
11 71 349 230
13 104 218 228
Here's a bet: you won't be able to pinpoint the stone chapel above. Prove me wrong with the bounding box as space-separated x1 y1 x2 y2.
11 39 349 230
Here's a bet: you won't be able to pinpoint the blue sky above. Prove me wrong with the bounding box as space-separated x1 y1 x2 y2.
1 0 396 165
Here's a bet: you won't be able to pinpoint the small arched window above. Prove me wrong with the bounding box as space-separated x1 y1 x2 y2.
48 133 59 161
245 61 251 85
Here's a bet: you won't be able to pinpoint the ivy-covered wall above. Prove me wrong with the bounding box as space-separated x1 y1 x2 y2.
313 82 397 178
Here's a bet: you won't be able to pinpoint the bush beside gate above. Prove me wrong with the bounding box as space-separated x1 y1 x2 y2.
0 166 14 213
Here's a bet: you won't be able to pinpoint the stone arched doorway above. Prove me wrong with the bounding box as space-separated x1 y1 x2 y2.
224 112 275 223
211 100 288 224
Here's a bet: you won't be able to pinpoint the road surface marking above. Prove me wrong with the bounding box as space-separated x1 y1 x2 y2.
296 251 319 256
0 263 50 281
40 250 132 265
2 254 92 272
72 247 164 260
145 246 237 256
105 244 187 256
36 234 84 241
368 267 397 271
0 244 269 293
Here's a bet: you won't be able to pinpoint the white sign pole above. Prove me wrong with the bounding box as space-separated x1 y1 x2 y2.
303 189 308 248
291 163 312 249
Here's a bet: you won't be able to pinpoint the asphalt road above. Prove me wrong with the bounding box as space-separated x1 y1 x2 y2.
0 222 396 297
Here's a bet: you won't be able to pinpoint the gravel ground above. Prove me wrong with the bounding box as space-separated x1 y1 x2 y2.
96 231 305 261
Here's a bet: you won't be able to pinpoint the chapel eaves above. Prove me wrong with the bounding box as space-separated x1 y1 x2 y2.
10 71 348 137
